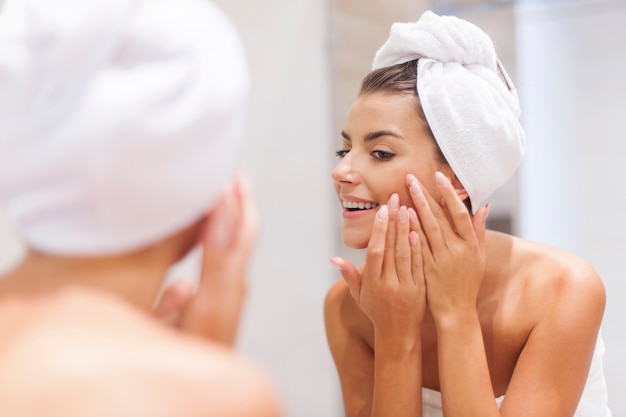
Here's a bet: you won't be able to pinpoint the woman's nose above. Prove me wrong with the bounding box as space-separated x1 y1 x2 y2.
331 154 360 185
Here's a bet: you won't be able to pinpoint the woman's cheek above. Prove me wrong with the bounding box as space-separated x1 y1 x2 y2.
397 189 415 209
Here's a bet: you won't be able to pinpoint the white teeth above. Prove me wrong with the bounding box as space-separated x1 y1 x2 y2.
342 200 379 210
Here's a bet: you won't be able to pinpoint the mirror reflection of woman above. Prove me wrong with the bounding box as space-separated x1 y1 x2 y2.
325 11 610 417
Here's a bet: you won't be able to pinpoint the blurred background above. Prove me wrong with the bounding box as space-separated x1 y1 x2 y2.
0 0 624 416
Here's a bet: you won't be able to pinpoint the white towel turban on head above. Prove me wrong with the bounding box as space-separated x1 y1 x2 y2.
0 0 249 255
372 11 525 212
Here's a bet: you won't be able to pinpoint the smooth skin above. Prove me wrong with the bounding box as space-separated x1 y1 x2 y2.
325 92 606 417
0 172 283 417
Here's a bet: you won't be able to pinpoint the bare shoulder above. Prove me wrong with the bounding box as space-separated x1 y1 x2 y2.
324 278 352 341
324 277 372 341
521 237 603 297
488 234 607 414
500 232 606 322
324 277 350 326
0 288 282 417
324 277 351 319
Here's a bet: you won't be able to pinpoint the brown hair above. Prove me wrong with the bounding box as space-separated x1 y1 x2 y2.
360 60 419 96
359 59 446 164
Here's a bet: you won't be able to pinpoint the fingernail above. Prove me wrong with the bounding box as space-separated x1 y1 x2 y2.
410 180 423 199
389 193 399 210
377 205 388 221
398 206 408 223
408 207 418 223
435 171 450 188
409 231 419 246
485 203 491 219
330 258 343 271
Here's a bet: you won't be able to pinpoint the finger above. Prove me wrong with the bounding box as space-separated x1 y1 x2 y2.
330 257 362 303
383 194 399 280
232 170 260 255
406 174 446 251
410 174 455 237
395 206 412 284
472 203 489 251
364 204 389 279
197 185 239 287
153 279 195 325
199 171 259 290
409 206 434 267
182 185 243 342
434 171 474 240
203 186 237 252
409 231 424 287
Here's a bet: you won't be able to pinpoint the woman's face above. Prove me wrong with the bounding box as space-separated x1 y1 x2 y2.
332 91 451 249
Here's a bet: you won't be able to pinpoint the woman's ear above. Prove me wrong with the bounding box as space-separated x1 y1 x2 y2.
450 174 469 202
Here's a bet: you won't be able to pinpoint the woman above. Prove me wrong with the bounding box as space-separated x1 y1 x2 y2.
0 0 281 416
324 11 610 417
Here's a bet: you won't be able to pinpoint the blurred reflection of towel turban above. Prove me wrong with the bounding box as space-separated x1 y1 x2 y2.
0 0 249 255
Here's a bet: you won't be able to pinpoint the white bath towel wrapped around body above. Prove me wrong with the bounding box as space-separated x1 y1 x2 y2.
421 334 611 417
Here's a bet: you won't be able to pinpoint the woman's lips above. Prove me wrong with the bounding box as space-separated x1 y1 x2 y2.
340 197 380 219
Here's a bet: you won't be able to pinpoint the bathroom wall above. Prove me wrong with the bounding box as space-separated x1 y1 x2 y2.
177 1 340 415
517 1 626 414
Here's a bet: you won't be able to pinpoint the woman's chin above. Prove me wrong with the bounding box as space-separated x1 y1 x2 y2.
341 230 369 250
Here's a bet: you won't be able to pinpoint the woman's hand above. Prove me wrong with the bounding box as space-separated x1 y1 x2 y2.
154 171 259 347
405 172 489 325
331 194 426 338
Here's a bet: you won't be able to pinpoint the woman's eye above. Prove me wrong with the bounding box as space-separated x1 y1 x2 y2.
372 150 394 161
335 149 350 158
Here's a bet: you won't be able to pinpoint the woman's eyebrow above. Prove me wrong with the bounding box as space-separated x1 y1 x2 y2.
365 130 404 142
341 130 404 142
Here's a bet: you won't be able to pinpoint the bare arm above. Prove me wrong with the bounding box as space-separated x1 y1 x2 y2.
324 280 375 417
407 172 495 416
327 196 425 417
435 265 605 417
325 279 424 417
499 265 605 416
408 171 606 417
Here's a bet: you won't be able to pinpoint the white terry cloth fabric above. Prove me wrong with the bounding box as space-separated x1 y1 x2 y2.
422 387 503 417
0 0 248 255
372 11 525 212
421 333 611 417
575 333 612 417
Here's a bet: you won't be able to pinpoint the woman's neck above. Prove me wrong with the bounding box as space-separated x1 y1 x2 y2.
0 249 176 311
0 220 203 311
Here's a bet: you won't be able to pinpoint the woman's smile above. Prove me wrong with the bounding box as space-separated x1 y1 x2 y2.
340 195 380 219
